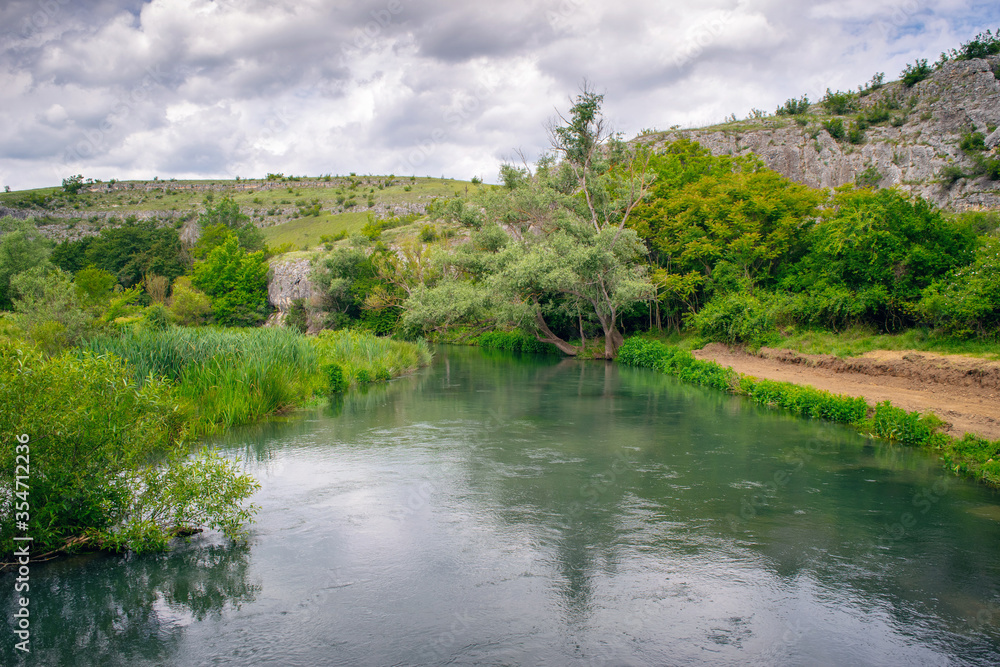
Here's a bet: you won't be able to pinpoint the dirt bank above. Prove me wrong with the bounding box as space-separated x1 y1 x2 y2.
692 344 1000 441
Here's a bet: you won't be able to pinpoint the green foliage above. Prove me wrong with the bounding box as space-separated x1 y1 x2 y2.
427 197 483 228
74 265 117 305
901 59 932 87
855 165 882 189
959 131 986 153
783 189 976 331
823 118 846 140
846 120 866 145
67 219 187 288
939 165 967 187
323 362 348 393
822 89 857 115
360 212 419 240
285 298 309 333
685 291 777 348
0 216 51 310
945 29 1000 61
776 96 810 116
10 266 93 354
630 141 820 321
61 174 88 195
192 235 269 327
0 339 258 557
475 330 559 354
916 236 1000 338
198 196 265 255
168 276 213 326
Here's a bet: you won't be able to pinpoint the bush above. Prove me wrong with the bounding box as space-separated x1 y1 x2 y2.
901 59 932 87
776 96 810 116
686 292 777 348
323 362 348 393
475 330 559 354
0 339 259 557
168 276 213 326
822 89 856 115
823 118 845 140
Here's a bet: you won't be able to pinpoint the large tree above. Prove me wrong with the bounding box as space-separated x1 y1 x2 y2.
405 87 655 358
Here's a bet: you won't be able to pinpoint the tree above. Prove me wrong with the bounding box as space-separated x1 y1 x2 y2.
10 266 93 354
192 234 269 327
196 196 265 256
406 86 655 358
0 216 51 310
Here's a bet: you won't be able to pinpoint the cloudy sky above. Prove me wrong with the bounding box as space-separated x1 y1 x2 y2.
1 0 998 190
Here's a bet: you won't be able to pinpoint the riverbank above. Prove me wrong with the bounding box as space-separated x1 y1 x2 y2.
617 337 1000 488
694 343 1000 441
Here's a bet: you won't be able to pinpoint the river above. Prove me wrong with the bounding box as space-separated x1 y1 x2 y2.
5 345 1000 665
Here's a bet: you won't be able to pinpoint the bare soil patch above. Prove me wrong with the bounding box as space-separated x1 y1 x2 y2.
693 344 1000 441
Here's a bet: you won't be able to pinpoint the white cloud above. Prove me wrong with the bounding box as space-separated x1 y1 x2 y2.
1 0 999 190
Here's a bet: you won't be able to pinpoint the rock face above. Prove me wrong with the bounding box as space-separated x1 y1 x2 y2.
638 57 1000 210
268 258 317 313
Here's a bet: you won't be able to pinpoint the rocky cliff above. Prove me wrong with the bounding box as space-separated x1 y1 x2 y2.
637 56 1000 210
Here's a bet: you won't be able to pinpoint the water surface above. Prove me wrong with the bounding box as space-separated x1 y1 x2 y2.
6 345 1000 665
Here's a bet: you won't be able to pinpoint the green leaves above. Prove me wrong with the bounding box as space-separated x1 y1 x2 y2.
192 235 269 327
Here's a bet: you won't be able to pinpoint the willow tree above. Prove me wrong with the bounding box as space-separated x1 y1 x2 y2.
404 86 654 358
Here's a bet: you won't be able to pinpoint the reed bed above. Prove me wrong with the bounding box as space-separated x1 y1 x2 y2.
81 327 431 432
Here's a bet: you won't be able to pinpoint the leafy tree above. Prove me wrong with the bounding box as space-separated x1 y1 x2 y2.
0 340 258 556
628 142 820 328
901 59 932 87
0 216 51 310
196 196 265 256
168 276 213 326
192 235 269 327
916 236 1000 338
407 87 655 357
783 188 977 330
80 219 187 288
74 265 117 306
10 266 93 354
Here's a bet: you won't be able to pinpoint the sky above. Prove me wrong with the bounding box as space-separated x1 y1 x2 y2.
1 0 999 191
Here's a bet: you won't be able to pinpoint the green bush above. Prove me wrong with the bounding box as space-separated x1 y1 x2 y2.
901 59 932 87
686 292 777 348
823 118 845 140
323 362 348 393
822 89 856 115
776 96 810 116
0 339 258 557
475 330 559 354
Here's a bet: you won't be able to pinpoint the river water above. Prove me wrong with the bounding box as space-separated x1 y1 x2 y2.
5 345 1000 666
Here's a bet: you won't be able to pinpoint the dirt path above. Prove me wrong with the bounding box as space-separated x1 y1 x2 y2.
692 344 1000 441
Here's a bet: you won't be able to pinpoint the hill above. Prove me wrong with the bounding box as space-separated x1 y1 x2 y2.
638 56 1000 211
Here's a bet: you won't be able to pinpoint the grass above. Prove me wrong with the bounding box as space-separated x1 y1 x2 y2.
261 211 369 250
79 326 431 433
776 326 1000 359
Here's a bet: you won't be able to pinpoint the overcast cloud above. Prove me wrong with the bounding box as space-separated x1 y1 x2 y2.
1 0 998 190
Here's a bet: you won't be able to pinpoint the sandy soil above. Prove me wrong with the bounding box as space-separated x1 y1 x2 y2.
692 344 1000 441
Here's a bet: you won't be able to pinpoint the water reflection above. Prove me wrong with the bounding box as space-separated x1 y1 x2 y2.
6 345 1000 665
1 538 258 666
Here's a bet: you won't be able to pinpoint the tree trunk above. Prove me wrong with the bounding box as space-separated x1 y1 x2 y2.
534 310 579 356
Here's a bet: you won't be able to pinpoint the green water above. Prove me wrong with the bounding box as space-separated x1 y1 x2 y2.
5 345 1000 665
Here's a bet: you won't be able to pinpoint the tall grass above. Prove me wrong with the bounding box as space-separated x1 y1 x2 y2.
81 327 431 432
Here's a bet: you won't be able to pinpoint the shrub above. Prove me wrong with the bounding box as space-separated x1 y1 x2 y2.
686 292 777 348
285 298 309 334
960 131 987 153
475 330 559 355
776 96 810 116
855 165 882 189
168 276 213 326
0 339 258 557
822 89 856 115
823 118 845 140
901 59 932 87
323 362 348 393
